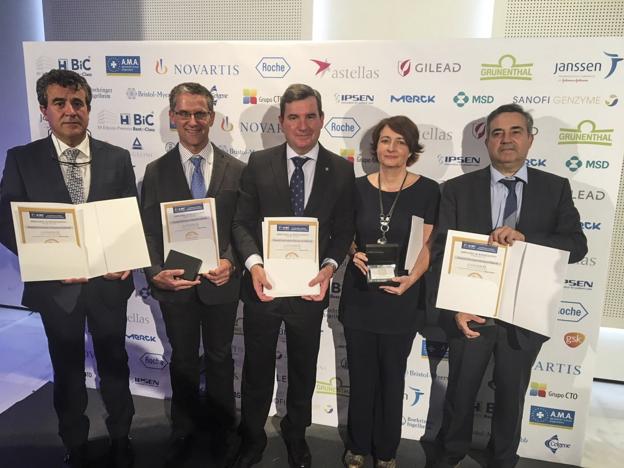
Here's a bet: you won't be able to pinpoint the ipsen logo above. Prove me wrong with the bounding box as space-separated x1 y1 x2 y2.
480 54 533 80
558 120 613 146
106 56 141 75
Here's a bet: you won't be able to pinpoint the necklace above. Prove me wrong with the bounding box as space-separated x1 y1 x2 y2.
377 171 408 244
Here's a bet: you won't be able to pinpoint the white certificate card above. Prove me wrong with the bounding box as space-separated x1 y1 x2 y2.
262 217 320 297
161 198 220 273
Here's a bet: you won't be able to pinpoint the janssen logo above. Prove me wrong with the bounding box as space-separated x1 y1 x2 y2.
564 332 586 349
553 51 623 82
310 58 379 79
324 117 360 138
404 387 425 406
545 435 571 454
398 59 461 76
558 301 589 322
256 57 290 78
529 405 575 429
58 57 92 76
558 120 613 146
106 56 141 75
480 54 533 80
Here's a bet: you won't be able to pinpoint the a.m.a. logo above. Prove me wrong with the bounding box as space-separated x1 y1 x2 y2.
315 377 350 397
558 120 613 146
480 54 533 80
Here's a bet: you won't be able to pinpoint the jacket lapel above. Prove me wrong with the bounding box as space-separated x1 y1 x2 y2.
270 144 292 213
477 166 494 232
163 145 193 200
206 143 227 197
304 145 330 216
42 137 73 203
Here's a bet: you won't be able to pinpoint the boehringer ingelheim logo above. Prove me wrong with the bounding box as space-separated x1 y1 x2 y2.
480 54 533 80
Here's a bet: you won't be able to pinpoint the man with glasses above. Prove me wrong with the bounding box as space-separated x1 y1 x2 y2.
140 82 244 467
0 69 136 468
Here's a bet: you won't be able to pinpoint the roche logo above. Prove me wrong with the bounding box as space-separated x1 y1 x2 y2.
558 301 588 322
453 91 470 107
480 54 533 81
256 57 290 78
564 332 586 348
324 117 360 138
558 120 613 146
545 435 571 454
140 353 168 369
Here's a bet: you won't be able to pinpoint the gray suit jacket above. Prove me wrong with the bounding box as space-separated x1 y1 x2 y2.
140 143 245 305
0 136 137 314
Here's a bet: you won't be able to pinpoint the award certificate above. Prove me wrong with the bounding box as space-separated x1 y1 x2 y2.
18 207 80 246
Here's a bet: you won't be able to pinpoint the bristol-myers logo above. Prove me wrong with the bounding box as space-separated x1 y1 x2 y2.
324 117 360 138
545 435 571 454
140 353 168 370
256 57 290 78
557 301 588 322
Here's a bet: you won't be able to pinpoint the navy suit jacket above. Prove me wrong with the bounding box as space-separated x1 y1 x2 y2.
232 143 355 308
0 136 137 314
429 166 587 348
140 143 245 305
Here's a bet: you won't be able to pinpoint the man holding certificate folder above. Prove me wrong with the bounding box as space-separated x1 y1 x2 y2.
431 104 587 468
230 84 354 468
140 82 245 466
0 70 136 467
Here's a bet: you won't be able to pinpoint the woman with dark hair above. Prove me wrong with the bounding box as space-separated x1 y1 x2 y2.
339 116 439 468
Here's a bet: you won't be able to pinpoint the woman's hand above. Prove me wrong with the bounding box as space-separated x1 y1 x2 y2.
379 274 416 296
352 251 369 276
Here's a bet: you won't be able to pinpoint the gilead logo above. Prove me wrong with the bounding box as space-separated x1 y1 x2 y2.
564 332 586 348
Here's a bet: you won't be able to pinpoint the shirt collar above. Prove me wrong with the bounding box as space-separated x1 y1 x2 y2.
179 141 213 164
53 133 90 160
490 164 528 185
286 142 319 162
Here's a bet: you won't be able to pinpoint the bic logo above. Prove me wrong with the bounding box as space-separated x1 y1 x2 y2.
120 113 155 126
58 57 91 72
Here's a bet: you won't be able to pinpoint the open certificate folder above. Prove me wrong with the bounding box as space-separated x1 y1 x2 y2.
262 217 320 298
11 197 150 281
436 229 569 337
161 198 220 274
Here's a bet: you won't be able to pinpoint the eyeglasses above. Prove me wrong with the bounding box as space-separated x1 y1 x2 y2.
174 110 212 121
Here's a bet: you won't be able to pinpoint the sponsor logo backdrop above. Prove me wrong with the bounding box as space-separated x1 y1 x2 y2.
23 39 624 465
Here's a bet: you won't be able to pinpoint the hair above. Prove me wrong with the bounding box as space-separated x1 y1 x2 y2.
169 82 214 111
370 115 424 166
485 103 534 135
36 69 92 110
279 83 323 117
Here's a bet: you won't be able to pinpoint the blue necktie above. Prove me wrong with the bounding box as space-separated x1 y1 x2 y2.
190 156 205 199
500 178 520 228
290 157 310 216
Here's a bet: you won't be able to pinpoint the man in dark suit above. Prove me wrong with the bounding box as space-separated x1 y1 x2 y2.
0 69 136 468
430 104 587 468
229 84 354 468
140 82 245 466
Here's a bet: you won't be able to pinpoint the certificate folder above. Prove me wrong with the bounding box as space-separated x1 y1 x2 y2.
435 229 569 337
164 249 202 281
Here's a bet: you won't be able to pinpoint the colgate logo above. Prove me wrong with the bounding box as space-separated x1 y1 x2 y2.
564 332 586 348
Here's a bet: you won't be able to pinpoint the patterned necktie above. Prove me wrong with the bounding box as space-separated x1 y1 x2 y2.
500 178 520 228
64 148 84 204
190 156 205 199
290 157 310 216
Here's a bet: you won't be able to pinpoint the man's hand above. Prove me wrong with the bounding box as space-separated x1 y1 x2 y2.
203 259 233 287
379 275 416 296
302 264 335 302
455 312 486 338
250 264 274 302
103 270 131 281
352 251 368 276
489 226 525 246
61 277 88 284
151 269 200 291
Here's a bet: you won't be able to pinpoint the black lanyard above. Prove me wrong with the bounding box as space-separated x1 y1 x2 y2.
377 171 408 244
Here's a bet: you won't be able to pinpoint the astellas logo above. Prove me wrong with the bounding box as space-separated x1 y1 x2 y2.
529 406 575 429
310 59 379 79
545 435 571 454
480 54 533 80
106 56 141 75
558 120 613 146
58 57 92 76
398 59 461 76
553 51 623 82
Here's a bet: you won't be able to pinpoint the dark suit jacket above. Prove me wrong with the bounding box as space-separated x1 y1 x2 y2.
140 143 245 305
428 166 588 348
0 136 137 314
232 143 355 308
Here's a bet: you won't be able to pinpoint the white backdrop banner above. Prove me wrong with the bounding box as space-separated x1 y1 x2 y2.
22 39 624 466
